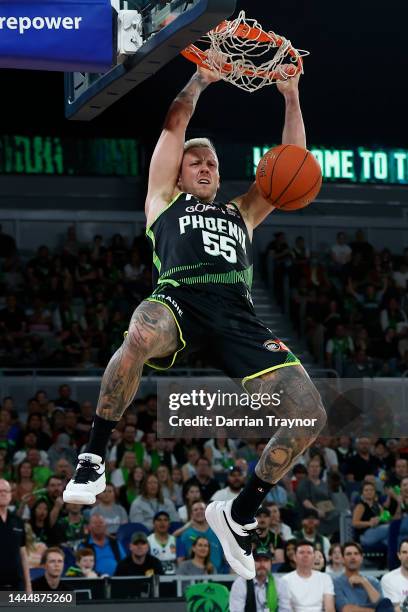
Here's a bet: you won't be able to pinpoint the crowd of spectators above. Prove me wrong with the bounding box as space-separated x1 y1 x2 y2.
0 226 152 369
230 539 408 612
2 224 407 378
1 388 408 603
265 229 408 377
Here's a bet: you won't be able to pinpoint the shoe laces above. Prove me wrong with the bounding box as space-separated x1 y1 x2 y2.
241 526 261 553
74 458 100 484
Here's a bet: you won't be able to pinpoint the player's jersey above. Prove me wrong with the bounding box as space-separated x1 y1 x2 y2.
146 192 253 301
147 533 177 575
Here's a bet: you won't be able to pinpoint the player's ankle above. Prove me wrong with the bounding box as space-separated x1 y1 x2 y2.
84 414 117 461
231 473 273 525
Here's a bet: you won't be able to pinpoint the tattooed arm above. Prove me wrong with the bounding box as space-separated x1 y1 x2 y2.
145 67 220 226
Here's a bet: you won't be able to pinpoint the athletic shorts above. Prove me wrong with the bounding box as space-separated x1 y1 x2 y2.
144 284 301 387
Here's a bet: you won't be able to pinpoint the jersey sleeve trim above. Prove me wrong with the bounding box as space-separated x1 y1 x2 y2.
146 192 183 233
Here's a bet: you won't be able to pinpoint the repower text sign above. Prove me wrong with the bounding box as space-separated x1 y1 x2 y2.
0 0 113 72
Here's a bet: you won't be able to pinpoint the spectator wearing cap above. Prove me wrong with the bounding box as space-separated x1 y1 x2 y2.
183 456 220 504
210 466 245 502
89 483 128 535
334 542 393 612
230 546 290 612
177 536 213 576
80 513 125 576
147 511 177 575
294 509 331 559
282 541 335 612
381 539 408 612
114 531 164 577
255 508 284 564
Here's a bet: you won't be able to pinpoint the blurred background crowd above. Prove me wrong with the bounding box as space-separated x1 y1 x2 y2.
1 225 408 376
0 224 152 369
1 384 408 583
264 229 408 377
1 223 408 605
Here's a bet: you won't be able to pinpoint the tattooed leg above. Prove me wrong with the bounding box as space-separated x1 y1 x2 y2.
96 301 178 421
246 365 327 484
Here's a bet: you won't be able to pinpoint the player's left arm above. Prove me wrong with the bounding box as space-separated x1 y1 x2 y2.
235 72 306 230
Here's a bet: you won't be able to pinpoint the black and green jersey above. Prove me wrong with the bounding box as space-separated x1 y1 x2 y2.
146 192 253 300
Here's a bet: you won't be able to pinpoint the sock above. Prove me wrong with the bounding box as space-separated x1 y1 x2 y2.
85 415 117 461
231 472 273 525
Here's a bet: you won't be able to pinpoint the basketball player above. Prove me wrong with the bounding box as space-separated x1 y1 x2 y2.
63 66 326 579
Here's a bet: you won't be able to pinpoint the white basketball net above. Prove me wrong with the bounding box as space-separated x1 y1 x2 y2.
185 11 309 93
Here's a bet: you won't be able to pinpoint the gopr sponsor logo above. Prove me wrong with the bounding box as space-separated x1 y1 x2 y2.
0 15 83 34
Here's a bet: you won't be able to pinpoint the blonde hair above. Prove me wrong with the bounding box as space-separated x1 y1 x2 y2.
184 138 218 160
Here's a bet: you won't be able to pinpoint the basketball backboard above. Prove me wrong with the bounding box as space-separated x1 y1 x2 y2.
65 0 237 121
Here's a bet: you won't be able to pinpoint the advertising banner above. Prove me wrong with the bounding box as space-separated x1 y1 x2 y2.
0 0 114 72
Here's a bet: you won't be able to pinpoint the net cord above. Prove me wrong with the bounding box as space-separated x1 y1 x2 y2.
182 11 309 93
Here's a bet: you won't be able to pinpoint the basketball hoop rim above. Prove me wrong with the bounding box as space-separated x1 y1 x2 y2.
181 16 304 80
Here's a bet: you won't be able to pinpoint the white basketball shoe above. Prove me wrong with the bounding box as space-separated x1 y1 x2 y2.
63 453 106 504
205 499 258 579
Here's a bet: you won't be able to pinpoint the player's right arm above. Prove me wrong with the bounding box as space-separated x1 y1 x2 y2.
145 67 219 227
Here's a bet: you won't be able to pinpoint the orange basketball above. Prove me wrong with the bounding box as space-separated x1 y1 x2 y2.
256 144 322 211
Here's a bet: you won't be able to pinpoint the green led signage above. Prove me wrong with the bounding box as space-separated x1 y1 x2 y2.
0 136 139 176
252 146 408 184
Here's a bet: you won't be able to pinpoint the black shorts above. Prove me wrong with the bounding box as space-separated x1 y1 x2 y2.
145 284 301 387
